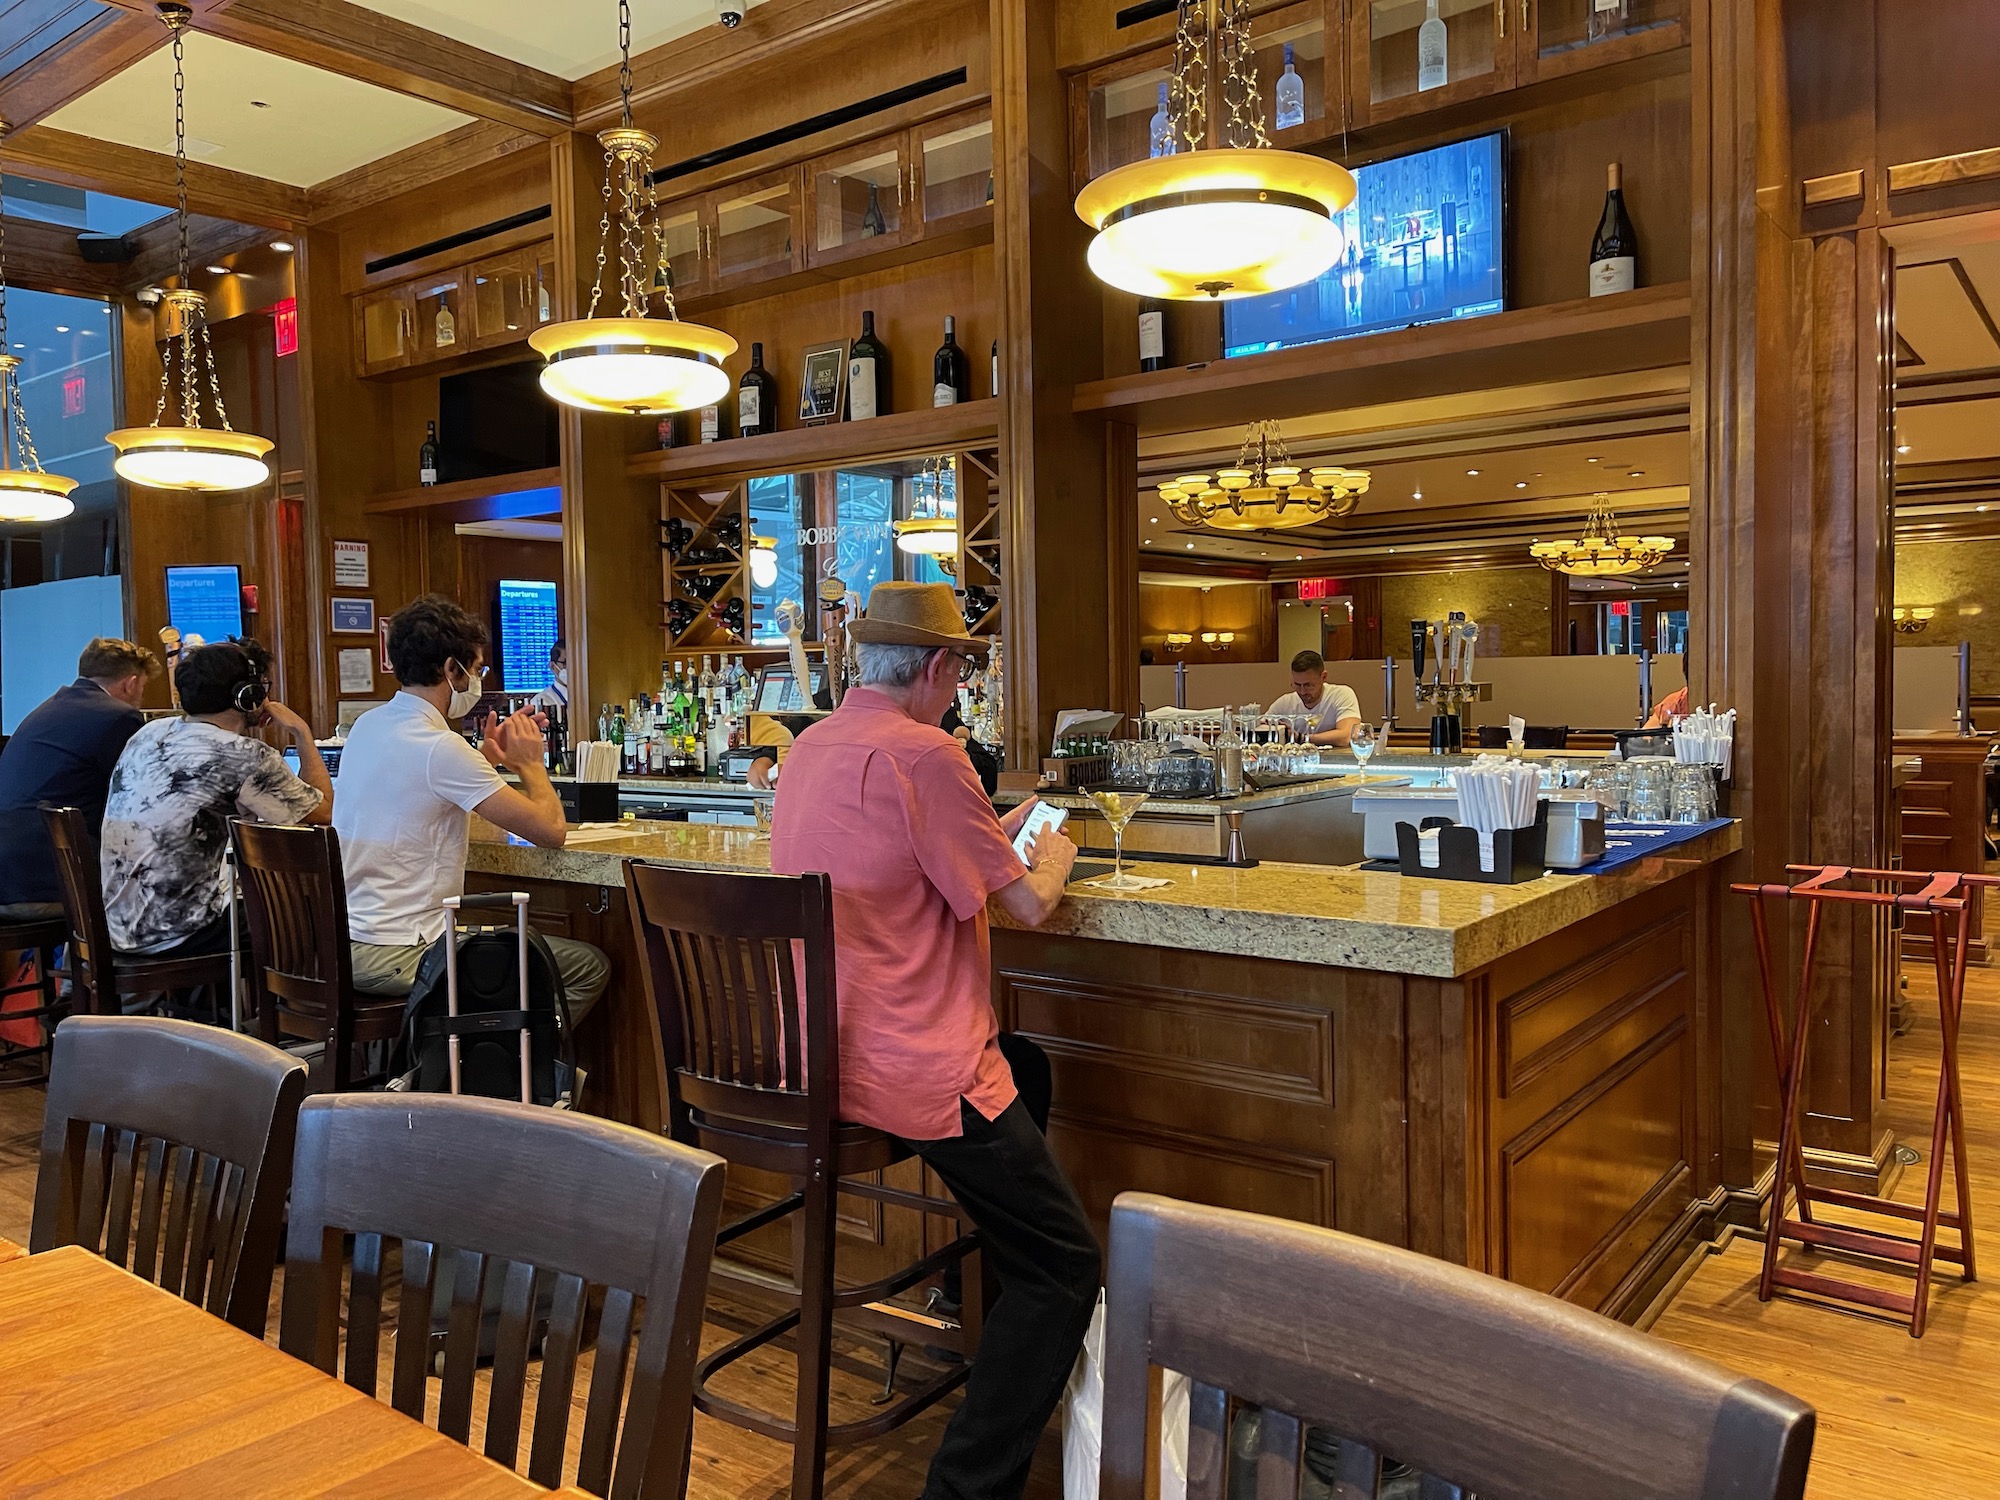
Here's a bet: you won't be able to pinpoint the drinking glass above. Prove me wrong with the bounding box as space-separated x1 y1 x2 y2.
1670 765 1715 823
1627 759 1672 821
1086 785 1151 890
1585 762 1631 817
752 796 774 836
1350 723 1377 773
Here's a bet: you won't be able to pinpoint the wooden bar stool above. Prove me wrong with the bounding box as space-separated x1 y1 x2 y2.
0 912 69 1086
1735 864 1986 1336
624 861 983 1500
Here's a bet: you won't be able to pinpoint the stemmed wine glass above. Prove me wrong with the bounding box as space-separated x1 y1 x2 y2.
1085 785 1151 891
1349 722 1377 773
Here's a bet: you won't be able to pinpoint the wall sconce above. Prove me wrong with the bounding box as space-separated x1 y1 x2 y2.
1164 632 1193 653
1200 631 1218 645
1893 606 1935 634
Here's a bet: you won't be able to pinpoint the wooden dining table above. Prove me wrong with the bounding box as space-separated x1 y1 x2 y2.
0 1244 566 1495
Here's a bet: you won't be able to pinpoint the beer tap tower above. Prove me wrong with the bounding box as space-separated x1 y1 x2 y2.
1411 614 1492 752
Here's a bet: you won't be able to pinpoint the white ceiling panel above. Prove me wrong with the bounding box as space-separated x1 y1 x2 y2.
344 0 723 80
44 33 474 188
1894 259 2000 377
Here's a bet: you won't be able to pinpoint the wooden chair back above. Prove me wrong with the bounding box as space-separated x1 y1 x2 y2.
29 1016 307 1336
280 1093 726 1500
43 804 118 1014
230 819 359 1051
624 862 836 1147
1101 1193 1815 1500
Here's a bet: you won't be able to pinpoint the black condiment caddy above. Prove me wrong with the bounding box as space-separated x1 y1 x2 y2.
1393 803 1549 885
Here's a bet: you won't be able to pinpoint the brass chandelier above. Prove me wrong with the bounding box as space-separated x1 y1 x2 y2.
530 0 735 414
1074 0 1355 300
1157 421 1369 533
893 454 959 575
0 123 79 523
1529 492 1675 577
105 4 273 494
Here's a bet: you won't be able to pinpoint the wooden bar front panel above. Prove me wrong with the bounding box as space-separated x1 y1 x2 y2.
1891 736 1991 957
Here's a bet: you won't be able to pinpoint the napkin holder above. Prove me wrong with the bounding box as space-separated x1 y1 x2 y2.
1394 803 1549 885
551 777 622 824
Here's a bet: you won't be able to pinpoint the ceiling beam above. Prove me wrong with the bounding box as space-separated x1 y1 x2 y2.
120 212 272 290
306 120 543 223
193 0 574 137
0 6 164 132
0 214 125 298
2 125 309 229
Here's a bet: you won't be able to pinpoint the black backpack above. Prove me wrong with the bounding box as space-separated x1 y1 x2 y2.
389 914 578 1108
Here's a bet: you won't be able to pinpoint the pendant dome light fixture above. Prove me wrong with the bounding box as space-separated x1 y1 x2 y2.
531 0 735 415
105 4 273 494
893 455 960 576
0 122 78 524
1075 0 1356 301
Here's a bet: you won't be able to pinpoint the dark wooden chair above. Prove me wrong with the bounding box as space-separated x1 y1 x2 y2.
1101 1193 1816 1500
278 1093 725 1500
624 861 984 1500
230 819 404 1091
29 1015 307 1336
42 805 232 1018
0 910 69 1086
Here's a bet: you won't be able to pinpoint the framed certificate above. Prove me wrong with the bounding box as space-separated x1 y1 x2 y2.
798 339 848 425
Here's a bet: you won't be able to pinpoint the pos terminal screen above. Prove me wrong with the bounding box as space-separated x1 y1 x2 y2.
754 663 826 713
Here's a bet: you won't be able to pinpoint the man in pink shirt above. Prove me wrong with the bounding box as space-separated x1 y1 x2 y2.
771 582 1091 1500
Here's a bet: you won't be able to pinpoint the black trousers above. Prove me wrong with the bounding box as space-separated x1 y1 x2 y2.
903 1039 1101 1500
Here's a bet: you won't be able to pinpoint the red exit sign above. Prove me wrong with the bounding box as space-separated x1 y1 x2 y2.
273 297 299 357
1297 577 1338 600
61 373 85 416
1609 599 1632 617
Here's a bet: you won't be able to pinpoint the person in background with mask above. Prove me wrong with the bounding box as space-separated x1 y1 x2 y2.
332 595 607 1017
537 639 569 712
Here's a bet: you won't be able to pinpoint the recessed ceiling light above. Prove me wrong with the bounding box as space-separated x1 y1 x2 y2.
1295 553 1303 560
1628 470 1644 478
1586 456 1601 464
206 264 231 275
53 325 68 334
1514 481 1528 490
269 239 294 254
250 99 271 109
1185 542 1194 550
1465 468 1480 476
1413 489 1423 500
1897 444 1911 455
1388 547 1396 554
1980 505 1990 513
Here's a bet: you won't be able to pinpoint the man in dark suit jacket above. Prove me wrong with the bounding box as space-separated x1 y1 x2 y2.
0 638 159 919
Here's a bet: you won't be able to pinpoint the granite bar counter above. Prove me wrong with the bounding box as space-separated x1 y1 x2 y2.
466 816 1743 1322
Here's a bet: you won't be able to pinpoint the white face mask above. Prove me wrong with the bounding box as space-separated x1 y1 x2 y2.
445 661 484 720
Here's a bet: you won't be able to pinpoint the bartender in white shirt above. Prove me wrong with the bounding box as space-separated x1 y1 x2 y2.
1267 650 1365 747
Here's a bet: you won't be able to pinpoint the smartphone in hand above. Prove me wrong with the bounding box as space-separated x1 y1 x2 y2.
1011 801 1069 866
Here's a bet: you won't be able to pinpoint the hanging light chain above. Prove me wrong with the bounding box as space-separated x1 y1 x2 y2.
1171 1 1210 154
0 120 10 355
1217 0 1268 149
169 9 189 285
618 0 635 128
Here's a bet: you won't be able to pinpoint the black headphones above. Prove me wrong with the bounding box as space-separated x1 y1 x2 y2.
227 640 269 714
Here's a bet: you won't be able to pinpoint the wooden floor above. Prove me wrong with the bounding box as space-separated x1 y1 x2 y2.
3 956 1996 1498
1649 957 2000 1497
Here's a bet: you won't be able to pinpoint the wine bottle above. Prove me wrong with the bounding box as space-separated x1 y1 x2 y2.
657 414 678 449
1148 81 1175 158
848 310 889 420
932 316 970 408
990 339 1000 399
861 182 887 238
738 342 778 437
419 420 439 487
700 403 723 443
1589 0 1630 43
1138 298 1166 373
1274 42 1305 129
1417 0 1447 92
1588 163 1637 297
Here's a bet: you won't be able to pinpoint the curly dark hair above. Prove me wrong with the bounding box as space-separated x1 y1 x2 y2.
177 638 272 716
387 594 489 687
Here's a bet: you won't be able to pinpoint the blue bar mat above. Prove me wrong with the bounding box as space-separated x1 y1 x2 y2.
1571 818 1734 875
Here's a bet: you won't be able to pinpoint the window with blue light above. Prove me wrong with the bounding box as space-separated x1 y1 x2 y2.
748 474 803 644
4 285 121 510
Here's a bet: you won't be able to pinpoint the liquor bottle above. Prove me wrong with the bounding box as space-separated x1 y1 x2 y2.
434 296 456 349
536 279 551 323
861 182 887 238
597 703 612 745
1138 298 1166 373
738 342 777 437
848 310 890 420
1589 163 1637 296
418 421 439 487
1274 42 1306 129
1148 81 1175 158
700 403 723 443
622 706 639 776
700 654 718 715
990 339 999 399
1417 0 1447 92
1589 0 1630 43
932 316 970 407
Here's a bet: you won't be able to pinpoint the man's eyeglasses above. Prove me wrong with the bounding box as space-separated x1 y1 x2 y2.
951 652 982 683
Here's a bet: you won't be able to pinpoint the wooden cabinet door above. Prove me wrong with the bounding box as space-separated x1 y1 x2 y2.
1515 0 1685 85
466 249 538 351
707 167 803 295
352 284 415 377
912 105 996 241
1248 1 1333 145
1347 0 1517 128
655 194 710 305
805 133 919 269
1073 46 1177 196
410 268 468 363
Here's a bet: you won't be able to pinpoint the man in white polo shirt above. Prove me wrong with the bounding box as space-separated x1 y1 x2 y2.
333 594 606 1015
1267 649 1365 747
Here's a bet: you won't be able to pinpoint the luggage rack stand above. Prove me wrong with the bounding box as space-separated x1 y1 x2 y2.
1734 864 1989 1336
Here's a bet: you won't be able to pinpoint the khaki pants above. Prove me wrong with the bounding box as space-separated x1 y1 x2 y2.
349 934 608 1025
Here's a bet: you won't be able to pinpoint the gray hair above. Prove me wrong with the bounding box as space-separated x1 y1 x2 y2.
854 642 942 689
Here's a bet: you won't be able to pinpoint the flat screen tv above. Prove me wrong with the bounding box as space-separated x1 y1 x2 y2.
1223 131 1506 357
496 578 559 694
164 564 244 646
438 359 561 484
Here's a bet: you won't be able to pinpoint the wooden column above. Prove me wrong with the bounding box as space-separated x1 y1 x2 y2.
551 131 661 718
993 0 1114 766
1693 0 1896 1195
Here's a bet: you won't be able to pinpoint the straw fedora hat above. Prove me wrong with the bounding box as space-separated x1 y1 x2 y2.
845 581 991 653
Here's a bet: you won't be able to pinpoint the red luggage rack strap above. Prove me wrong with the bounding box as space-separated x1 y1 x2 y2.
1730 863 1987 1336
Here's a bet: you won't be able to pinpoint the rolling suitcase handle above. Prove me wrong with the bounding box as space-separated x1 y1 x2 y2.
441 891 534 1105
